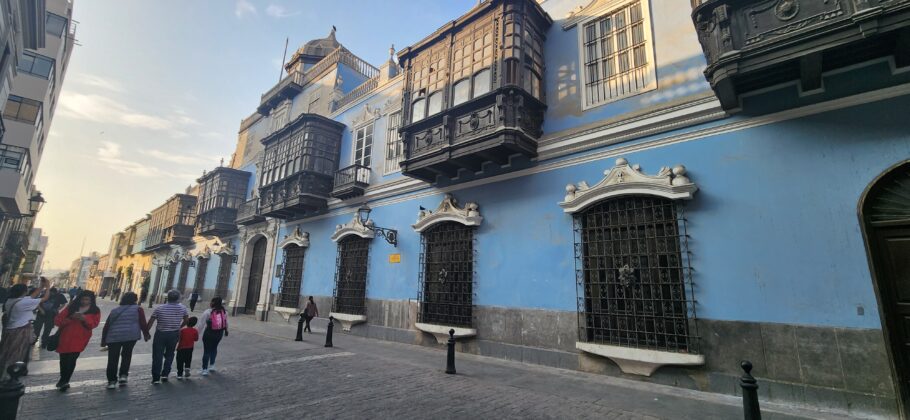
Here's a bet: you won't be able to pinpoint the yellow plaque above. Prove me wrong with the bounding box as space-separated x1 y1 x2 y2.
389 253 401 263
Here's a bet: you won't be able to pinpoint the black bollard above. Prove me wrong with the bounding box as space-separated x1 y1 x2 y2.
295 313 304 341
445 329 456 374
0 362 27 420
324 316 334 347
740 360 761 420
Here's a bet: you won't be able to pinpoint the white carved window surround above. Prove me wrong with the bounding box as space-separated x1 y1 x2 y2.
384 111 403 175
328 214 375 331
275 227 309 312
569 0 658 110
353 123 374 168
560 157 703 377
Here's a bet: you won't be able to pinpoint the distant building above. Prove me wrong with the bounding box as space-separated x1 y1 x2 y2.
68 252 97 289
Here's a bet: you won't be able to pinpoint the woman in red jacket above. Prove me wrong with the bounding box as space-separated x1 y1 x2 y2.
53 290 101 391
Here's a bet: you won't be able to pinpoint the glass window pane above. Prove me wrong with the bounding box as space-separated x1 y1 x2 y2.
473 69 491 97
411 98 425 122
427 91 442 116
45 13 67 37
452 79 470 106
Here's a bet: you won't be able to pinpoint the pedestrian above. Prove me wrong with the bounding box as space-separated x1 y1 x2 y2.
147 290 188 384
198 297 228 376
175 317 198 380
100 292 150 389
303 296 318 333
53 290 101 391
189 291 200 312
68 286 77 301
0 278 51 379
33 288 67 349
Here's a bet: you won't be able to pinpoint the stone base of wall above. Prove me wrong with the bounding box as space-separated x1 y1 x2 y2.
262 296 898 418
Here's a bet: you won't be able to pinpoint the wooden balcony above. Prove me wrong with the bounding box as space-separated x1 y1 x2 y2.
258 71 304 115
331 164 370 200
145 194 197 250
258 172 334 219
195 167 251 236
196 208 239 237
236 198 265 225
692 0 910 111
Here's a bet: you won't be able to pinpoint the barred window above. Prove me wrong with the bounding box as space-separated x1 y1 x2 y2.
580 1 656 109
418 222 474 328
176 260 191 294
575 195 697 353
164 262 177 294
384 111 403 175
332 236 371 315
193 257 209 294
215 253 232 299
278 245 305 308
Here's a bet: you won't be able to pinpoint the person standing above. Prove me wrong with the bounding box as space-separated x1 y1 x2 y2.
68 286 77 301
34 288 67 349
175 317 198 380
100 292 150 389
198 297 228 376
0 279 51 379
147 290 188 384
53 290 101 391
303 296 319 333
188 291 200 312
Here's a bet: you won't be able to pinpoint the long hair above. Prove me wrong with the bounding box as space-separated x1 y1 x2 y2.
66 290 100 315
210 297 225 312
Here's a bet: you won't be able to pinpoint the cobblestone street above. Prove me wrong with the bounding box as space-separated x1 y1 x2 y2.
8 300 853 419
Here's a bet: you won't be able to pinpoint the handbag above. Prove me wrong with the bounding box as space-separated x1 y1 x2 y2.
45 328 61 351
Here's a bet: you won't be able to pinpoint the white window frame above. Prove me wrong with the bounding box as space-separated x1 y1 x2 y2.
352 123 374 169
576 0 657 111
383 111 403 175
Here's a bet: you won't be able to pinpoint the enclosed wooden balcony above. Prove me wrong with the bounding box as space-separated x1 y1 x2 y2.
258 71 304 115
331 164 370 199
236 198 265 225
259 172 334 218
145 194 197 250
195 167 251 237
691 0 910 110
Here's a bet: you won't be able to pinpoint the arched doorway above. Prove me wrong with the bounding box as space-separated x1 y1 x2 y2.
244 236 268 314
862 161 910 417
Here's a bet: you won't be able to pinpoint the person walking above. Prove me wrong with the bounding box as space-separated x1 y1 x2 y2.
198 297 228 376
303 296 318 333
53 290 101 391
175 317 198 380
147 290 188 384
34 288 67 349
68 286 77 301
188 291 200 312
0 279 51 379
100 292 150 389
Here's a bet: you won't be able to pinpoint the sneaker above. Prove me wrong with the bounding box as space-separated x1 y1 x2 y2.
57 383 70 392
152 379 161 385
106 381 117 389
208 365 216 372
176 374 183 380
201 369 209 376
184 371 191 378
118 375 128 384
161 376 169 383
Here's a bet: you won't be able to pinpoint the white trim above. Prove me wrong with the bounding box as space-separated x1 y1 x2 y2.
576 342 704 376
278 226 310 249
415 322 477 344
274 306 298 321
330 214 375 242
329 73 403 118
412 194 482 233
330 312 367 331
351 122 375 168
560 157 696 213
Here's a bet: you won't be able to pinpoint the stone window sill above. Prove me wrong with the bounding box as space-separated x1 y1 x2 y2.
329 312 367 331
414 322 476 344
576 342 705 376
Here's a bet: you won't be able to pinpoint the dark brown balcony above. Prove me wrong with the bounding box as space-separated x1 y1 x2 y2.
331 164 370 199
195 167 251 237
692 0 910 111
259 172 334 218
146 194 197 250
237 198 265 225
258 71 304 115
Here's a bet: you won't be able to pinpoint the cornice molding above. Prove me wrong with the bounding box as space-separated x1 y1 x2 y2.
412 194 482 233
278 226 310 249
331 214 375 242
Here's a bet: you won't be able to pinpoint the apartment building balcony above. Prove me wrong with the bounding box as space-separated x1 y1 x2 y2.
691 0 910 110
236 198 265 225
331 164 370 199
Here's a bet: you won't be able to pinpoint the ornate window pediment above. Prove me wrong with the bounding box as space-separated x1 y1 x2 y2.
350 103 382 132
195 245 212 259
560 157 697 214
214 242 236 256
331 214 375 242
412 194 482 233
279 226 310 249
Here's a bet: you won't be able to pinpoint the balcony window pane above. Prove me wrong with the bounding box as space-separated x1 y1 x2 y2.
452 79 470 106
46 13 67 37
427 91 442 116
411 98 426 122
473 69 491 97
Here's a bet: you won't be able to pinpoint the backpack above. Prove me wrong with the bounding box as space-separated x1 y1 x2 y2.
209 310 226 331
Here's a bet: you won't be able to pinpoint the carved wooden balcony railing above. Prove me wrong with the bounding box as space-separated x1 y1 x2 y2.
195 167 251 236
237 198 264 225
145 194 197 250
692 0 910 110
258 172 334 219
331 164 370 199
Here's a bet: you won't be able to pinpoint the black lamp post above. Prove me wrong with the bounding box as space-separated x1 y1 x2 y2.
357 204 398 247
28 192 45 215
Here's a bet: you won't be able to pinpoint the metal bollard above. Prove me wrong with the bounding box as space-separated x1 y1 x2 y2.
445 329 456 374
740 360 761 420
324 316 334 347
0 362 26 420
295 313 304 341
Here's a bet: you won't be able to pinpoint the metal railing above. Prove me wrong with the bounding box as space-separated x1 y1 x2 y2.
334 75 379 111
260 47 379 107
260 71 305 104
333 164 370 188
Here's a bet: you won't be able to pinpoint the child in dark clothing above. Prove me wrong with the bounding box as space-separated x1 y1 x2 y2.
176 317 199 380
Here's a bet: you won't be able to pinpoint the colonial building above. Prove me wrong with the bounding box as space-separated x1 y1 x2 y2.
101 0 910 416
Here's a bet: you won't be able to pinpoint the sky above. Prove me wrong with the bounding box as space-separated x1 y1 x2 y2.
34 0 479 270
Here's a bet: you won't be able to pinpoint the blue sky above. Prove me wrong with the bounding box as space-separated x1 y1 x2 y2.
35 0 477 270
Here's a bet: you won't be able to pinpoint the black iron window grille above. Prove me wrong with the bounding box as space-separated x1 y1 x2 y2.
215 253 232 299
149 266 163 303
332 236 371 315
278 245 305 308
193 257 209 294
164 262 177 293
176 260 191 294
574 195 698 353
417 222 476 328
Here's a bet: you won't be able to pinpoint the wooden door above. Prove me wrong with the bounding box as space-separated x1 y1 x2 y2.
244 237 267 314
871 226 910 414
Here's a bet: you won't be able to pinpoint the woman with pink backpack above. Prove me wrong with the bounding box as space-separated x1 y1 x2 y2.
197 297 228 376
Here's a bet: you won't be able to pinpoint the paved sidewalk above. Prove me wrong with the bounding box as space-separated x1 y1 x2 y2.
13 300 860 419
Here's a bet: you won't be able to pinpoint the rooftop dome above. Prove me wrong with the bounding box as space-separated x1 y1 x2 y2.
286 27 342 72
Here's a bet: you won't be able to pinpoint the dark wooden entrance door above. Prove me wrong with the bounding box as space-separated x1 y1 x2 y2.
244 237 267 314
864 162 910 416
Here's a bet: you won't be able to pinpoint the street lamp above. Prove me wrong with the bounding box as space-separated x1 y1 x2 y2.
357 203 398 247
28 192 45 215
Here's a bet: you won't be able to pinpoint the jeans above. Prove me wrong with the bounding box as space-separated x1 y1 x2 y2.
106 340 137 382
151 330 179 380
176 348 193 375
32 312 55 346
304 315 313 332
189 300 197 312
201 329 224 369
58 352 80 385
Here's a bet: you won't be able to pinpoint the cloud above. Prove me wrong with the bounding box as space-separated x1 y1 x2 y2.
57 92 199 139
265 4 299 18
96 141 166 178
141 149 218 166
235 0 256 17
71 74 125 93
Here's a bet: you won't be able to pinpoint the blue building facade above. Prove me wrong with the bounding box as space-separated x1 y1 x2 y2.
129 1 910 416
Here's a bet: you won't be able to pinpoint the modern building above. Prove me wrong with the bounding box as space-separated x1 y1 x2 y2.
0 0 75 285
100 0 910 416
